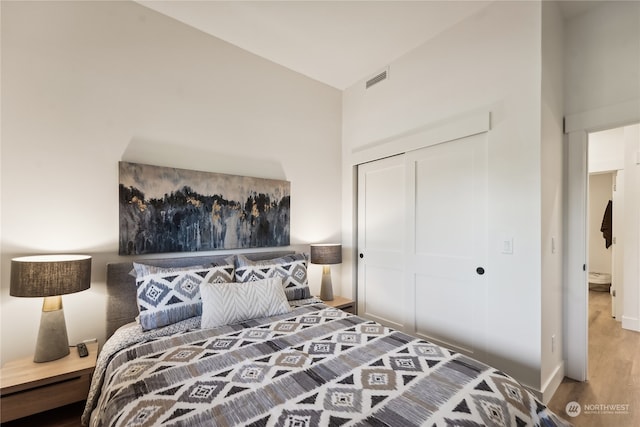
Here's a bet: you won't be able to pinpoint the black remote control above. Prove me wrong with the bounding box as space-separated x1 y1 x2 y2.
77 342 89 358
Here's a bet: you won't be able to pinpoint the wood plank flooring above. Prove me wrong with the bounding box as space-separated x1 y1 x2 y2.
548 290 640 427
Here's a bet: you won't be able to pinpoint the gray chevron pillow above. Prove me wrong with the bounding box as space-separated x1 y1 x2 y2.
200 277 291 328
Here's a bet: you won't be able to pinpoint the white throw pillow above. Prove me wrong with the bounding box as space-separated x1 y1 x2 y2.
200 277 291 328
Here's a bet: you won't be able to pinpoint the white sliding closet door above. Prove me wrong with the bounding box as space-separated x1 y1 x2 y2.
406 133 488 357
357 155 407 330
357 132 488 358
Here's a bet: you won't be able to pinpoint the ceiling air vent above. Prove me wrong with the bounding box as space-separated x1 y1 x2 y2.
366 68 389 89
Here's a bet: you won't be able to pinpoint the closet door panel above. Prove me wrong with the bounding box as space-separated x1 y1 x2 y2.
357 155 406 330
414 273 477 351
407 133 488 357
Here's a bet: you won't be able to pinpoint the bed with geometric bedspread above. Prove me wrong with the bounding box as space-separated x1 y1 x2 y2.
82 252 571 426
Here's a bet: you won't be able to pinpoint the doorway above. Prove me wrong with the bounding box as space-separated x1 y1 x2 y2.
587 126 626 322
565 117 640 382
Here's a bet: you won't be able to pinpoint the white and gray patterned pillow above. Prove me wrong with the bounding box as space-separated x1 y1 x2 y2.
132 262 211 278
200 277 291 328
135 262 234 331
234 254 310 301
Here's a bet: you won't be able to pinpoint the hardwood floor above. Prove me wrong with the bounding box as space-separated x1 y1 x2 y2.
548 290 640 427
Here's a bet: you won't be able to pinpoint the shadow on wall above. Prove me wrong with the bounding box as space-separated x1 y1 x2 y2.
122 137 287 181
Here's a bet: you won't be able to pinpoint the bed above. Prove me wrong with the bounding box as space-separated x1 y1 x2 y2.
83 251 571 426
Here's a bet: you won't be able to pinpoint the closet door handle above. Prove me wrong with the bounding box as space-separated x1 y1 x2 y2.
359 253 364 259
476 267 485 275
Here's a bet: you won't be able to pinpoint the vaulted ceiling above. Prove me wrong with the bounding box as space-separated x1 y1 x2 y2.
136 1 602 90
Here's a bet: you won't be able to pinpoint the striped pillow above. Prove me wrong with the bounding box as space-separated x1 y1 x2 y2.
200 277 291 328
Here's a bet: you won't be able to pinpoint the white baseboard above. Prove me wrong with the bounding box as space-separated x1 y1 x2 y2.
540 361 566 404
523 361 565 404
622 315 640 332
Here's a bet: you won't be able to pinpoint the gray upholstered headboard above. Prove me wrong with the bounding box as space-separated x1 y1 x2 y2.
106 250 295 339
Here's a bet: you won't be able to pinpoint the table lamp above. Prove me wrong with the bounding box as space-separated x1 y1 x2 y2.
310 243 342 301
10 254 91 363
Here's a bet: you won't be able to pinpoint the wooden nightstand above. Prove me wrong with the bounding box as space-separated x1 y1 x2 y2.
321 295 356 314
0 342 98 423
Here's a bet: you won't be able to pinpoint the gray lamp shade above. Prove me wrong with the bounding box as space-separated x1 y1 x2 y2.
10 254 92 297
310 244 342 265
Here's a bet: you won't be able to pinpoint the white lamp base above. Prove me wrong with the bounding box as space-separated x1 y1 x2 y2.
34 296 70 363
320 266 334 301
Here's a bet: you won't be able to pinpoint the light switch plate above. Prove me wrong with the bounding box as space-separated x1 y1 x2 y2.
502 238 513 254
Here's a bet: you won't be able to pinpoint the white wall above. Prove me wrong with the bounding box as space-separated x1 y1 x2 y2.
0 0 342 363
564 1 640 117
589 127 625 172
588 173 613 274
540 0 565 401
343 1 546 391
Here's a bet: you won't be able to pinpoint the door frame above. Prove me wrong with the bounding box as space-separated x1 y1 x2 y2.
612 170 624 320
564 99 640 381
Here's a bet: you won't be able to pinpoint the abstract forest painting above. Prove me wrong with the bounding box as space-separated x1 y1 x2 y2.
119 162 290 255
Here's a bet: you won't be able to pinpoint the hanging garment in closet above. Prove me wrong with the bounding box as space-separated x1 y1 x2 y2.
601 200 613 248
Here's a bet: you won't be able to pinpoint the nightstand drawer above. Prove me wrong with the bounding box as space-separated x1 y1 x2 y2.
340 304 356 314
0 342 98 423
1 370 92 422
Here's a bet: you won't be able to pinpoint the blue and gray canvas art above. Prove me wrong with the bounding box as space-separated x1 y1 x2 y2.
119 162 290 255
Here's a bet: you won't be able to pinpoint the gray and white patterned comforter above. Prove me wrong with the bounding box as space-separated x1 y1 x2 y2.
83 304 571 426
